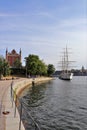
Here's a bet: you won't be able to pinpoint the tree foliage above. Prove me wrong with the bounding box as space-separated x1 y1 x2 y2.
13 59 22 68
0 56 4 77
47 64 55 76
25 54 47 76
0 56 10 78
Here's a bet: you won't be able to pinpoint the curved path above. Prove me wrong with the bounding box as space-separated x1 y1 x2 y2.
0 77 52 130
0 80 12 130
0 78 26 130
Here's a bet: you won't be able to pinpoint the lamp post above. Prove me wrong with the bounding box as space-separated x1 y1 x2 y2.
26 64 27 78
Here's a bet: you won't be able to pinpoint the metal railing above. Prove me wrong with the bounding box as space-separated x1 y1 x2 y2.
10 81 41 130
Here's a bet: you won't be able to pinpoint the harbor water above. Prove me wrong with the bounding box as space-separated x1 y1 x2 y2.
20 76 87 130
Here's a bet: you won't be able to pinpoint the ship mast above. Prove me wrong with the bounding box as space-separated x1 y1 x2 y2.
66 45 69 73
58 46 74 72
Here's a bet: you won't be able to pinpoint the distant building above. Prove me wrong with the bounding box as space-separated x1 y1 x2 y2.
6 49 21 67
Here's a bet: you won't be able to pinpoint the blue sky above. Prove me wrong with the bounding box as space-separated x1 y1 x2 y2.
0 0 87 69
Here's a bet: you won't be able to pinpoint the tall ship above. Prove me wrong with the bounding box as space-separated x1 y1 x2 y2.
58 46 73 80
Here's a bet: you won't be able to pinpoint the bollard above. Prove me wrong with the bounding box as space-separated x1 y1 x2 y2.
32 81 35 86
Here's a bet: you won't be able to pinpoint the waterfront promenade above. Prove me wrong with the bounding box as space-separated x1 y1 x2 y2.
0 76 52 130
0 78 25 130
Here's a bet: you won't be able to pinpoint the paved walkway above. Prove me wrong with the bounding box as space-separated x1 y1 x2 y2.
0 80 11 130
0 78 25 130
0 77 52 130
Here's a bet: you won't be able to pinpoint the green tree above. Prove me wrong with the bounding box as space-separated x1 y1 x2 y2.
47 64 55 76
37 60 47 76
25 54 47 76
0 56 4 79
3 60 10 76
13 59 22 68
0 56 10 78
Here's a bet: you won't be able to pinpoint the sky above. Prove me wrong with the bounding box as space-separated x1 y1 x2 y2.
0 0 87 70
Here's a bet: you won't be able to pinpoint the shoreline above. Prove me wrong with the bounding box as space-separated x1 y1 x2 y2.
13 77 53 97
0 77 53 130
12 77 53 129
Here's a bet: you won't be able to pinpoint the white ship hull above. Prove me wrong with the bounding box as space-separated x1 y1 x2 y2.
58 46 74 81
59 72 73 80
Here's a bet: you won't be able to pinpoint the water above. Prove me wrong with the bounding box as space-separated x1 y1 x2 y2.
20 76 87 130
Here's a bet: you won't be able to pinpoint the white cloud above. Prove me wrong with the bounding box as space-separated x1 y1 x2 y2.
0 7 87 69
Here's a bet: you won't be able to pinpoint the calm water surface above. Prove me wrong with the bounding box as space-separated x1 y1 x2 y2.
20 76 87 130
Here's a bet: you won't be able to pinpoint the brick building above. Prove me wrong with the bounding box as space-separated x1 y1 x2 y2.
6 49 21 67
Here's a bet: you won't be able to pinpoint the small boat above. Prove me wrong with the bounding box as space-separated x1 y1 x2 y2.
58 46 74 80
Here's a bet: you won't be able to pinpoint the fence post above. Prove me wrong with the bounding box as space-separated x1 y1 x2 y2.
19 101 22 130
11 81 14 107
0 102 2 116
14 94 17 117
35 124 37 130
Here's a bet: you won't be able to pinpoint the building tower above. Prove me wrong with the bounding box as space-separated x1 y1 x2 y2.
6 49 22 67
19 48 22 62
6 48 8 61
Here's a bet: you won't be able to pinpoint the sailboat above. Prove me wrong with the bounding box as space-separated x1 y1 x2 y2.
58 46 73 80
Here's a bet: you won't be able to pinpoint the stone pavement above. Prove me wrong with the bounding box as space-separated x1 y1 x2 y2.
0 77 52 130
0 78 25 130
0 80 11 130
5 82 25 130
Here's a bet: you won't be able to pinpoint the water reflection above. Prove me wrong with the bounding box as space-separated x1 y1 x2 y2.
19 77 87 130
23 83 48 107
